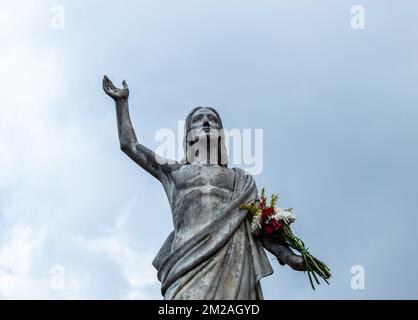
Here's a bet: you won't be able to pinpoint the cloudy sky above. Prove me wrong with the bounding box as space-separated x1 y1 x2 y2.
1 0 417 299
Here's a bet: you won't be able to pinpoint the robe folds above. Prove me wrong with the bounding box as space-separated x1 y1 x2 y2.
152 168 273 300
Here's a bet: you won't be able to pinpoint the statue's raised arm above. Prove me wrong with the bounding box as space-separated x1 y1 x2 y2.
102 75 172 181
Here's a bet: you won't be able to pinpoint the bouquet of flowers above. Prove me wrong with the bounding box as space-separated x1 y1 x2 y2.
240 188 331 290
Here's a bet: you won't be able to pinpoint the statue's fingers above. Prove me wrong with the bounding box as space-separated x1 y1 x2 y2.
103 76 112 88
103 81 114 95
108 80 117 90
122 80 128 89
102 79 109 92
104 80 112 92
103 77 110 88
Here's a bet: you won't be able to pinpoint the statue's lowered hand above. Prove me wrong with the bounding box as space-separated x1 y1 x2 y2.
102 75 129 101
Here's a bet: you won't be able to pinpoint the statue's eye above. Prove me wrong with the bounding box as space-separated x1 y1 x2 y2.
192 115 203 123
208 115 218 123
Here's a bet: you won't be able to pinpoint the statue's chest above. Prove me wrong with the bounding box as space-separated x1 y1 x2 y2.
171 165 235 192
168 165 237 245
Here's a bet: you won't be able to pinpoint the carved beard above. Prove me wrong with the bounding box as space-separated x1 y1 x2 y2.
185 129 227 165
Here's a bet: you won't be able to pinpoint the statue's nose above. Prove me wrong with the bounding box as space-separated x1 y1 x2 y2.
203 120 210 128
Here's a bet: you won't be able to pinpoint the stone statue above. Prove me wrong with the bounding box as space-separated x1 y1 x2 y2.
102 75 306 299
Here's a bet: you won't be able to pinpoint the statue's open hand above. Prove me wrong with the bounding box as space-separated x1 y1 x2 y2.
102 75 129 101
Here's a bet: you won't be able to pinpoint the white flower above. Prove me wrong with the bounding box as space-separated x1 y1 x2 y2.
269 208 296 224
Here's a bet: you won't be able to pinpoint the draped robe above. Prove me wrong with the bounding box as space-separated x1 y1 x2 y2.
152 167 273 300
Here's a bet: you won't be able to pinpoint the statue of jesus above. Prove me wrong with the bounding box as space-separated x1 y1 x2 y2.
102 75 306 300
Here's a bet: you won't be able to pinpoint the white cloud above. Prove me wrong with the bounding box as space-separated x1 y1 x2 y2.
77 235 157 298
0 3 159 299
0 224 48 299
76 197 158 299
0 224 46 275
0 44 84 298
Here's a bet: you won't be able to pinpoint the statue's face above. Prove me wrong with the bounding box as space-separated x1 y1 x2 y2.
189 108 220 133
184 107 227 166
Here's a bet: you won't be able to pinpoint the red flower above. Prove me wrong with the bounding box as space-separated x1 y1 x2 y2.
261 207 275 220
263 224 275 235
263 219 284 235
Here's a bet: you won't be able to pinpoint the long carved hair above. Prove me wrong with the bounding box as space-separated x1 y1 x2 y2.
181 107 228 167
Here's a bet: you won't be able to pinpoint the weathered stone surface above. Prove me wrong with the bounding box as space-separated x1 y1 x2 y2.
102 76 304 299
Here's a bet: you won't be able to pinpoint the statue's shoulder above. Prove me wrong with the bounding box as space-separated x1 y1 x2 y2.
230 167 255 181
